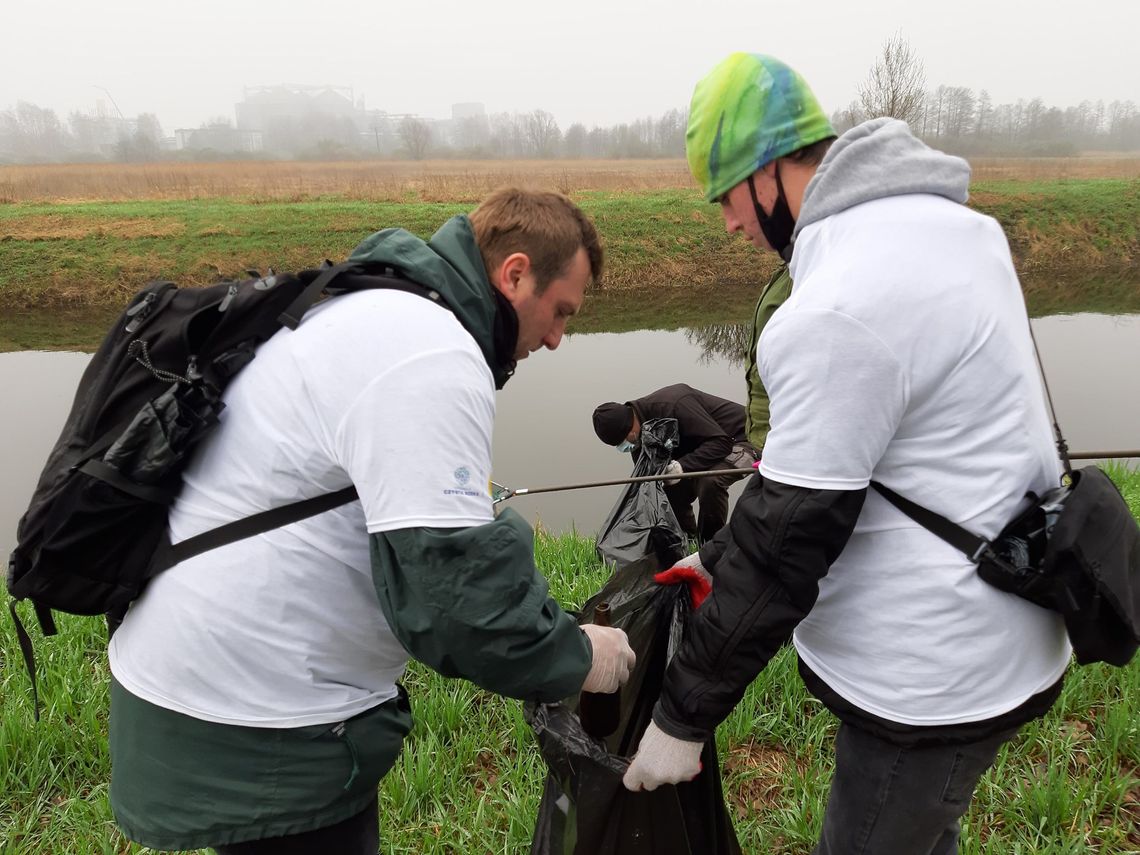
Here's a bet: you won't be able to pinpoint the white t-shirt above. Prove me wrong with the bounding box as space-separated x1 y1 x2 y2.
760 193 1071 726
109 289 496 727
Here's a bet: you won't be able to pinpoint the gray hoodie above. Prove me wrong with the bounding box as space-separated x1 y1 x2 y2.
794 118 971 240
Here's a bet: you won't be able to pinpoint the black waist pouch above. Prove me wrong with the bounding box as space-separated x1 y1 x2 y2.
873 467 1140 667
978 467 1140 666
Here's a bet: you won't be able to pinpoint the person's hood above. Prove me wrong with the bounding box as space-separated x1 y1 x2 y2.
348 215 516 388
793 117 971 239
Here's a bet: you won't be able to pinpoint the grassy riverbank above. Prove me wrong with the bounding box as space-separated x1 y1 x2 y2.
2 467 1138 853
0 179 1136 316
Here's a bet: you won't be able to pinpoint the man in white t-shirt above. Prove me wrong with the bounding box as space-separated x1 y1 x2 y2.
106 189 636 854
621 54 1070 854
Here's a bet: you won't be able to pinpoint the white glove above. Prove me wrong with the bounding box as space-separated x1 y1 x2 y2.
662 460 684 486
580 624 636 693
622 721 704 791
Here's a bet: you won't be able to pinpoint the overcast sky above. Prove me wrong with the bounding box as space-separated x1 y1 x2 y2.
4 0 1137 133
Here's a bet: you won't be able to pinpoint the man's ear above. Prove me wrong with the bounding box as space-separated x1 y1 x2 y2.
493 252 532 299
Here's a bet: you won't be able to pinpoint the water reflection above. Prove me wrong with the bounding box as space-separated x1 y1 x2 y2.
686 323 751 366
2 315 1138 561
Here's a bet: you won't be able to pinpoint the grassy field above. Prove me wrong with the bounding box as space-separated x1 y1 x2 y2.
2 467 1139 854
0 180 1136 311
1 159 1136 351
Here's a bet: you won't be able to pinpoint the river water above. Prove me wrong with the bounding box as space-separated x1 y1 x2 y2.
3 312 1138 560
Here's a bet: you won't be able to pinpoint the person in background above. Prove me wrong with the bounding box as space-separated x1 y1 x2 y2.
592 383 757 543
624 53 1069 855
107 188 636 855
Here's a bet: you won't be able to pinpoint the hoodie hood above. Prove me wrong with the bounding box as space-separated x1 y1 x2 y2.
794 118 971 240
348 215 516 388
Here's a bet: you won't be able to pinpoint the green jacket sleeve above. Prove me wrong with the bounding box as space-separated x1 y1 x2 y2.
368 507 591 703
745 264 793 450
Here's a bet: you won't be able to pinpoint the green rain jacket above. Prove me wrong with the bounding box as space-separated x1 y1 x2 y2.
111 216 591 850
743 263 793 451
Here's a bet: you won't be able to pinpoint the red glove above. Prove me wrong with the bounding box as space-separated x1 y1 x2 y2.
654 553 712 609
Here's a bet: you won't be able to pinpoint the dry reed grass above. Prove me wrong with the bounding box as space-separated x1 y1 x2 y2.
0 159 695 204
969 155 1140 182
1 156 1136 204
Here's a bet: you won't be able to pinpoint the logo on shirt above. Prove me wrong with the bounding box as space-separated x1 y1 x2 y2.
443 465 481 498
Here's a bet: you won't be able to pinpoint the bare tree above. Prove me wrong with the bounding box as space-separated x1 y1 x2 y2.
832 101 864 134
858 32 927 126
654 108 687 156
488 112 524 157
563 123 587 158
522 109 561 158
974 90 993 140
398 117 432 160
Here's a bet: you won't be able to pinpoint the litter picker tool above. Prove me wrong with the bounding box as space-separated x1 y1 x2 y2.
490 449 1140 505
491 467 756 505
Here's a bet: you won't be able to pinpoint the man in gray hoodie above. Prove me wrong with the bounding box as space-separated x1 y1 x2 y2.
625 54 1069 855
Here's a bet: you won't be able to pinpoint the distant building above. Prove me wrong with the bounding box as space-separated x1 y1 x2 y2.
445 102 488 150
174 126 263 153
451 102 485 121
234 85 368 154
236 84 358 131
69 111 137 158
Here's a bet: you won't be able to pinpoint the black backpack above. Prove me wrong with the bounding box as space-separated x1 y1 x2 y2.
7 260 447 715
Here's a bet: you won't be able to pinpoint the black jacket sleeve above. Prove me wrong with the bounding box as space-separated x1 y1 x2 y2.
672 396 734 473
653 475 866 741
697 522 731 571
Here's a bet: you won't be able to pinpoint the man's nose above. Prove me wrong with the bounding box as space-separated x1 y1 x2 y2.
543 320 567 351
542 330 562 351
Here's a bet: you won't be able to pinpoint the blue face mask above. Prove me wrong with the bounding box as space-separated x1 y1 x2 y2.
616 440 636 454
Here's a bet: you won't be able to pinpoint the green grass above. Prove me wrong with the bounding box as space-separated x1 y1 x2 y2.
970 179 1140 276
1 181 1136 316
3 469 1140 853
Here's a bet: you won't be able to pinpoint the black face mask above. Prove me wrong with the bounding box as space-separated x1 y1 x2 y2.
748 164 795 262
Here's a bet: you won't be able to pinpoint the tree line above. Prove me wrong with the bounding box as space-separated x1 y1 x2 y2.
2 47 1136 164
834 33 1140 155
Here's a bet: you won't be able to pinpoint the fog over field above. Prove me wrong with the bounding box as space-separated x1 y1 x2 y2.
3 0 1137 133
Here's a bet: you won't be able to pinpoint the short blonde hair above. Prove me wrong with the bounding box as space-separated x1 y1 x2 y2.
469 188 603 291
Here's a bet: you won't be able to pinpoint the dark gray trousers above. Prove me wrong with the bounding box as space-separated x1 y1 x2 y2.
214 797 378 855
814 721 1015 855
665 443 756 543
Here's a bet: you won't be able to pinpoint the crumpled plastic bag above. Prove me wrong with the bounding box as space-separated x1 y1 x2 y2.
595 418 688 572
526 555 741 855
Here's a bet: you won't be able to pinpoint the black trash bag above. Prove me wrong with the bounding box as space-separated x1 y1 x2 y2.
526 556 741 855
595 418 688 571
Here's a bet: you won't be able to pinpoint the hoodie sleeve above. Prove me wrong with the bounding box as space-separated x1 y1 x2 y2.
369 508 591 702
672 396 735 473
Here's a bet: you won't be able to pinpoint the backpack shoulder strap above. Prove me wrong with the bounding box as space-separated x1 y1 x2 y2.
277 262 359 330
870 481 990 561
159 486 360 570
158 268 452 568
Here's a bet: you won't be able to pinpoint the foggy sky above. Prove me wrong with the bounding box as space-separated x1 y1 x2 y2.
4 0 1137 134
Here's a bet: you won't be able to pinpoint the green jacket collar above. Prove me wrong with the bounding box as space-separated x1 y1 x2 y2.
348 215 516 388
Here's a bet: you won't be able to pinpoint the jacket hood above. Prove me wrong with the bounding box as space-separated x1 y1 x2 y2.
348 215 516 388
793 118 971 239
